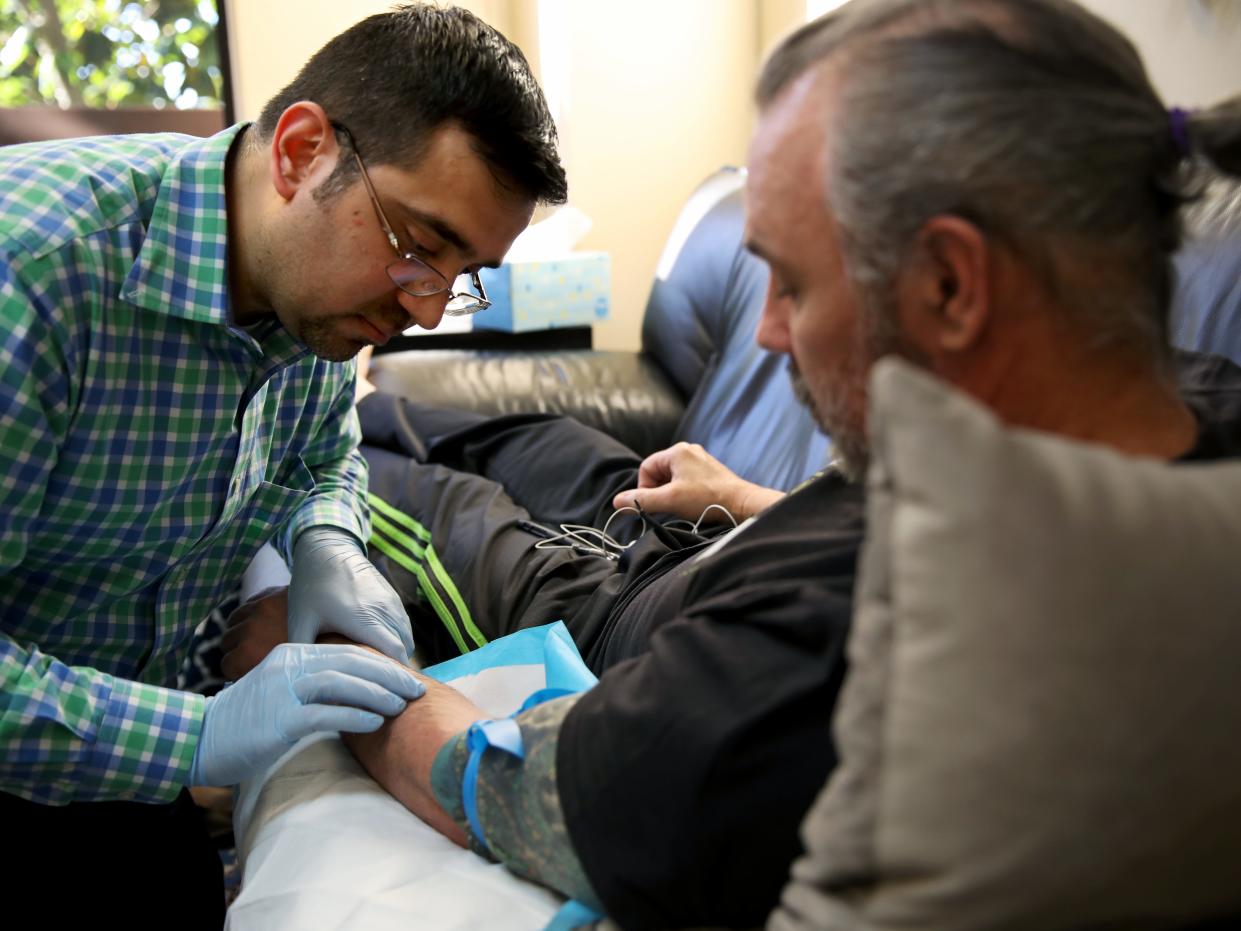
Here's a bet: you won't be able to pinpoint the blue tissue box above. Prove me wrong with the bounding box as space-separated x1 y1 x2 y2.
476 252 610 332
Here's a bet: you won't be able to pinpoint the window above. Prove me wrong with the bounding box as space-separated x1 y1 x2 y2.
0 0 233 144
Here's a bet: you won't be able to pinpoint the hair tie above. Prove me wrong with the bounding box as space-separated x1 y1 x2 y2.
1168 106 1194 160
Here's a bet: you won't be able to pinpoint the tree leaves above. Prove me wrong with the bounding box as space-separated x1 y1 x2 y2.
0 0 224 110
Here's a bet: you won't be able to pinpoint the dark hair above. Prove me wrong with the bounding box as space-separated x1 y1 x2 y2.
256 3 566 205
758 0 1241 362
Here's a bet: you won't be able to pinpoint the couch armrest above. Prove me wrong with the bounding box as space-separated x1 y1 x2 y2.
369 349 686 457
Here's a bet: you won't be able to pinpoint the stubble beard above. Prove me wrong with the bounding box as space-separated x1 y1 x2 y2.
295 315 365 363
789 294 909 483
789 354 871 483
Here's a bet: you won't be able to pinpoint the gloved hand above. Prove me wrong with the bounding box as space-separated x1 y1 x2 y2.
190 641 425 787
288 526 414 662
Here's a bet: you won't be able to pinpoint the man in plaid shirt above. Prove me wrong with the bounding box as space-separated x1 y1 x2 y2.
0 4 565 923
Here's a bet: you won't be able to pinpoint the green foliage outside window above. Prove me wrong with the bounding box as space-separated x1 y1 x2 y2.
0 0 224 110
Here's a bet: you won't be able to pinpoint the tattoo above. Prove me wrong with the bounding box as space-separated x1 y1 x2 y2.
430 694 604 912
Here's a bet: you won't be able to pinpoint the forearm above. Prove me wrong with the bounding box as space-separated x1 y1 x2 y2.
325 631 600 906
342 671 481 846
309 631 472 842
733 481 785 521
337 650 600 908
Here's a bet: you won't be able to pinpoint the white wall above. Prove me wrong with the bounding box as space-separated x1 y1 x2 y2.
224 0 513 119
1076 0 1241 108
759 0 1241 107
548 0 757 350
226 0 385 120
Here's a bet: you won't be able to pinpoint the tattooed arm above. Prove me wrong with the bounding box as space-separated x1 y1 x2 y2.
341 671 481 845
342 663 604 911
225 616 603 907
426 694 603 911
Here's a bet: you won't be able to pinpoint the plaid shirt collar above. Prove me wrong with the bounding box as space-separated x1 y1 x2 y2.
119 123 311 368
121 122 244 325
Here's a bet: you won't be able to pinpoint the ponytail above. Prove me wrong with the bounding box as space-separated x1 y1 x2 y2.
1185 95 1241 177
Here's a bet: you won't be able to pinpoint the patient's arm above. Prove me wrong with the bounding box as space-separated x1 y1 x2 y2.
220 588 291 681
222 604 475 842
340 661 483 847
425 694 603 911
344 664 604 909
222 597 602 907
611 441 784 523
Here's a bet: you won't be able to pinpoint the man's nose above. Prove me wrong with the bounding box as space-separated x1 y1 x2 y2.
755 287 791 354
396 288 447 332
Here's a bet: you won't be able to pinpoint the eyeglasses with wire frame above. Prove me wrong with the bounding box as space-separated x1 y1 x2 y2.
337 124 491 317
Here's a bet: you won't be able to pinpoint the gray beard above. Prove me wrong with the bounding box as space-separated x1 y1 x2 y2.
788 357 870 483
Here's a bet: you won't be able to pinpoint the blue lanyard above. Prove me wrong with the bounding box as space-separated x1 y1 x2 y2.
462 686 573 849
462 686 604 930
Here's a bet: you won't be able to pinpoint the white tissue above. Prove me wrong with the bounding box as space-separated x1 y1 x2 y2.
503 205 592 262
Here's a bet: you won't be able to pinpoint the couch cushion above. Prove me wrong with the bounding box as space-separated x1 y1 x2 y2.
643 168 832 490
369 348 684 457
771 359 1241 931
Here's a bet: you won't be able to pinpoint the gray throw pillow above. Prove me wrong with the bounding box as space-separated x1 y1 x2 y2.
771 358 1241 931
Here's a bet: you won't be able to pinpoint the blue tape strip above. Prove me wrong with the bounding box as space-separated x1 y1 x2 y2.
544 898 604 931
518 687 576 715
462 718 523 852
462 688 576 855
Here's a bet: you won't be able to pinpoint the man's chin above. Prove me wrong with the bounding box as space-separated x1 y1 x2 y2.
305 339 364 363
814 404 870 482
295 320 366 363
829 438 869 483
788 365 870 482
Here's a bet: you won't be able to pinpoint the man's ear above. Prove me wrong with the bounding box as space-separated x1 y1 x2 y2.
267 101 341 202
898 215 991 357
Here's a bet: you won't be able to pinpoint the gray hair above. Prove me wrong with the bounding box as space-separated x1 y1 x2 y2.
758 0 1241 362
1184 177 1241 242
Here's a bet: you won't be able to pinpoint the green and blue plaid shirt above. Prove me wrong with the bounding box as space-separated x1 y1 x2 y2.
0 126 368 804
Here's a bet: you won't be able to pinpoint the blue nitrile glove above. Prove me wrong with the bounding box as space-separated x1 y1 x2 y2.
189 642 425 787
288 526 414 662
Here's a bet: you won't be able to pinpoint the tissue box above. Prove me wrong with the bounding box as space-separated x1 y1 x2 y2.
475 252 610 333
